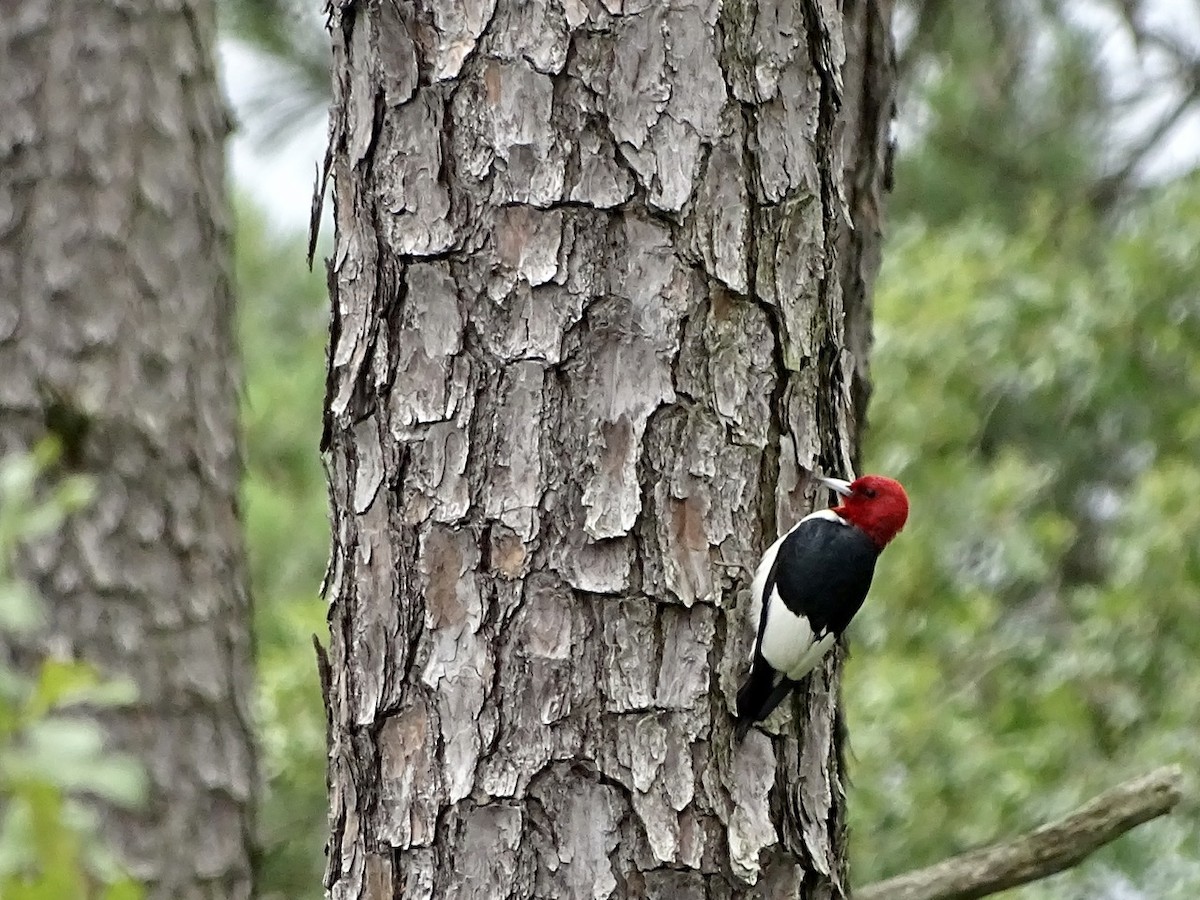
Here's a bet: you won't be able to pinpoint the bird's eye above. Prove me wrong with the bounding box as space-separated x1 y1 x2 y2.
862 487 877 499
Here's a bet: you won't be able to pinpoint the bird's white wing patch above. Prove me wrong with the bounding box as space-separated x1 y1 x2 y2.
747 508 847 662
782 629 837 681
746 533 787 661
758 587 836 680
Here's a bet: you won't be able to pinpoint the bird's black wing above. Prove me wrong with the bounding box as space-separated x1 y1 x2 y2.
765 516 879 638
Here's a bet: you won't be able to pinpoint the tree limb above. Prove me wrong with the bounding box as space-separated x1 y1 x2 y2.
856 765 1184 900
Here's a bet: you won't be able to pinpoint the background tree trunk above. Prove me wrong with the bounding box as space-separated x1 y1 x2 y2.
0 2 257 897
320 1 893 897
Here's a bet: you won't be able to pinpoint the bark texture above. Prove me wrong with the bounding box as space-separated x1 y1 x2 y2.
0 2 257 897
320 1 893 897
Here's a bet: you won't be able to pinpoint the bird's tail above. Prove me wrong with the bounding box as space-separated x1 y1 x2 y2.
736 657 787 739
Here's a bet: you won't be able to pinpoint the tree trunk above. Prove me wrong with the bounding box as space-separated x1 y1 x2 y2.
319 1 893 897
0 2 257 897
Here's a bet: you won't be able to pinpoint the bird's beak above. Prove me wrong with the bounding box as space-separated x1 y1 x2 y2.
814 475 853 497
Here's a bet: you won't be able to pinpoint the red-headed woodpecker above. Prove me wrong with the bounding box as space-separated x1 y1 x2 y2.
736 473 910 735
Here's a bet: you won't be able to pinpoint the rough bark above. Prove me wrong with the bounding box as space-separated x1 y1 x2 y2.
319 1 893 897
0 2 257 897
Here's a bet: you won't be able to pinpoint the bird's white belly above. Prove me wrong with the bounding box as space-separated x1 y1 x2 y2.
759 589 837 681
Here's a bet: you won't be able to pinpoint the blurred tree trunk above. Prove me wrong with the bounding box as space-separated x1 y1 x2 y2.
0 2 257 898
320 1 893 897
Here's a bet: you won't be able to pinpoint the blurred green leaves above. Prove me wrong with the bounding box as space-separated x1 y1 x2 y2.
235 200 330 900
849 177 1200 894
0 449 145 900
894 0 1200 226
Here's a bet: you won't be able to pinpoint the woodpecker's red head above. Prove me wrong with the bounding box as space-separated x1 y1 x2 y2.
816 473 909 548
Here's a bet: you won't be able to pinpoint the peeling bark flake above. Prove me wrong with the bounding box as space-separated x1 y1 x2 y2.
378 703 441 848
429 0 498 81
352 418 385 513
496 207 563 287
601 599 658 712
373 5 419 106
419 526 489 802
604 8 669 150
656 606 713 707
379 93 456 255
480 60 564 206
448 804 524 896
728 733 779 882
389 262 463 427
530 767 621 899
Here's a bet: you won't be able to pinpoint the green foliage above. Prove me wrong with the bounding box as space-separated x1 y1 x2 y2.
849 177 1200 894
235 200 330 900
0 448 146 900
891 0 1176 227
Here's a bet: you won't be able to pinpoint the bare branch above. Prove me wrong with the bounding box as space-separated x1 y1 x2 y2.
857 765 1185 900
1090 77 1200 213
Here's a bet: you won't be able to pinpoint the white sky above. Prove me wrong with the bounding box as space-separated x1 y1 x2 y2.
222 39 328 232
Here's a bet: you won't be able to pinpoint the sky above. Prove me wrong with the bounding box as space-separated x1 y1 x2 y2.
222 39 328 232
